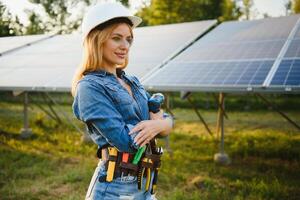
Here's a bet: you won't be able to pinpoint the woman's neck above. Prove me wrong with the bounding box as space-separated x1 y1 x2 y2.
102 65 117 76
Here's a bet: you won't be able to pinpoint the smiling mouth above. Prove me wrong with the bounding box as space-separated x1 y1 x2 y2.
115 53 126 59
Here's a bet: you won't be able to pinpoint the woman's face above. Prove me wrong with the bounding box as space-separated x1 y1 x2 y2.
102 23 133 69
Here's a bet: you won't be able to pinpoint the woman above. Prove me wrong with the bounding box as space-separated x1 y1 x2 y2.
71 2 173 200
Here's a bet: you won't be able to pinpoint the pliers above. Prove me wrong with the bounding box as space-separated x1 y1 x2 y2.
137 145 153 191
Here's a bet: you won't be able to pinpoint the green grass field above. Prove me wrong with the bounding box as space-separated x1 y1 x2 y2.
0 101 299 199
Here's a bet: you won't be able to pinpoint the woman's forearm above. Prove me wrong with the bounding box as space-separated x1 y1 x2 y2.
157 117 173 137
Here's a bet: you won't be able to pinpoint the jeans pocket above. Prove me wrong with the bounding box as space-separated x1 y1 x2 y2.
119 194 135 200
85 167 101 199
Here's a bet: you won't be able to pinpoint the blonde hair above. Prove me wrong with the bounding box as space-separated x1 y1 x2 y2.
71 22 133 96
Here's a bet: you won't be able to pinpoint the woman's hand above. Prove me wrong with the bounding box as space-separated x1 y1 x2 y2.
150 109 164 120
129 119 165 147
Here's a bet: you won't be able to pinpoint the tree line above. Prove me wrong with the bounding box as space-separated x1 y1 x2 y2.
1 0 300 37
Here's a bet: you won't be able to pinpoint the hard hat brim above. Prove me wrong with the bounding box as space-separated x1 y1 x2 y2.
126 16 143 28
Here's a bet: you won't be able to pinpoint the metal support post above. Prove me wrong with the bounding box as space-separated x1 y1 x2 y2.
41 93 62 124
187 96 214 137
212 93 228 119
214 93 230 165
163 93 173 154
256 93 300 131
44 93 89 142
20 92 32 138
164 92 175 117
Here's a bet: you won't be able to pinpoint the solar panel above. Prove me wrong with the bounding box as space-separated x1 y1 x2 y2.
270 59 300 86
181 40 284 60
284 39 300 58
0 34 52 55
0 20 217 92
267 15 300 90
293 24 300 38
127 20 217 79
0 68 71 90
0 34 82 92
144 60 273 90
143 15 300 93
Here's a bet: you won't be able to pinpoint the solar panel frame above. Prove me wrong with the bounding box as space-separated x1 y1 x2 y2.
0 34 54 55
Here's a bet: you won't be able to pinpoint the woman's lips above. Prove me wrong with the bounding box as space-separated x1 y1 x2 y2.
115 53 126 59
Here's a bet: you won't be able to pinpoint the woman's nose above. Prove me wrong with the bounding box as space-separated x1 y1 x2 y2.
119 39 131 49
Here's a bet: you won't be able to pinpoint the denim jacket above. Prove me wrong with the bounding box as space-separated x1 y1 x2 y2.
72 69 151 153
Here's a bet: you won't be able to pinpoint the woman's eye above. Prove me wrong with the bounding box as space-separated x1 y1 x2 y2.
111 36 133 45
112 37 121 41
127 38 133 45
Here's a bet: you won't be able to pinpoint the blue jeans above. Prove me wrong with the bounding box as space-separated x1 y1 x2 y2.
85 160 157 200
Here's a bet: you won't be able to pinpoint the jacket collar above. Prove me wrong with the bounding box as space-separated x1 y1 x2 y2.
84 69 125 77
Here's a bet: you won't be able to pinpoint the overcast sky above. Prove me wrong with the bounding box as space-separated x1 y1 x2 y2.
1 0 290 25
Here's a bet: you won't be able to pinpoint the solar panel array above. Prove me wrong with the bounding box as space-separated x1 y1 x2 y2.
0 20 217 92
143 15 300 93
1 15 299 93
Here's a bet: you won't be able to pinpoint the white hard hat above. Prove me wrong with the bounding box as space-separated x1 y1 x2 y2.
82 2 142 40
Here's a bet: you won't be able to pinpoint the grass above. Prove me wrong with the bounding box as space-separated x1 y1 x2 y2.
0 101 299 199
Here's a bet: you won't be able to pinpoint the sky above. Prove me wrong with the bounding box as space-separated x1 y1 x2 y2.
0 0 290 25
252 0 288 18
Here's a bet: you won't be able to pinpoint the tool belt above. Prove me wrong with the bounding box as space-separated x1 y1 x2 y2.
96 140 163 194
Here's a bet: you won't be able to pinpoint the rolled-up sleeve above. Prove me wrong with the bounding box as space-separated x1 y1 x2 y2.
145 89 175 128
73 80 137 153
